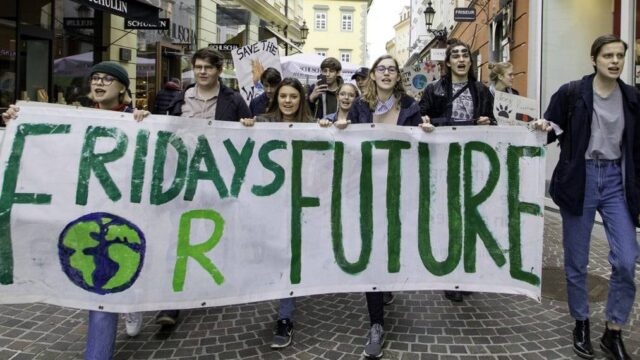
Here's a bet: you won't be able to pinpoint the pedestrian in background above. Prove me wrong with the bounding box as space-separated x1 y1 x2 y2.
488 62 519 96
532 34 638 360
2 61 144 360
153 77 182 114
240 77 331 349
351 66 369 93
419 39 495 303
307 57 343 118
249 67 282 116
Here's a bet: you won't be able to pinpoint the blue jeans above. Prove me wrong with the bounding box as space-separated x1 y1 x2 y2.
560 159 639 325
85 311 118 360
278 298 296 320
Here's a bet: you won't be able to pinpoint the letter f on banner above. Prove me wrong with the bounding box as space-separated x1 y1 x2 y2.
173 210 225 291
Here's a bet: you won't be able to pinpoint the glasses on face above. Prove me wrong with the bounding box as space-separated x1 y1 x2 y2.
374 65 398 74
90 75 116 85
193 64 215 72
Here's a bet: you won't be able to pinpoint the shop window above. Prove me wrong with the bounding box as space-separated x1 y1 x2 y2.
0 22 16 111
20 0 53 30
51 0 96 107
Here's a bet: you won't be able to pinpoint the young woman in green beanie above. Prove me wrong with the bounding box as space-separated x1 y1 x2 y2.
2 61 143 360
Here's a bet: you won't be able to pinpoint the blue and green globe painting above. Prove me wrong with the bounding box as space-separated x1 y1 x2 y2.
58 212 146 294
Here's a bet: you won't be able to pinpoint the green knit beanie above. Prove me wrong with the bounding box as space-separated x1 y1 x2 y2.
90 61 130 88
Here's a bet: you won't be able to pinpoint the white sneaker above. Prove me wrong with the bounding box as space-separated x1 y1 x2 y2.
125 312 143 337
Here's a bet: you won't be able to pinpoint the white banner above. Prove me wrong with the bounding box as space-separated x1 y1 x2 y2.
0 103 546 312
231 38 282 105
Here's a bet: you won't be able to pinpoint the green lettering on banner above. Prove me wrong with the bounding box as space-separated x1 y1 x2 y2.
359 142 374 272
463 141 505 272
184 135 228 201
76 126 128 205
418 142 462 275
150 131 188 205
290 140 332 284
130 129 149 203
0 123 71 284
173 209 225 291
223 138 255 197
507 145 542 286
373 140 411 273
251 140 287 196
331 142 370 274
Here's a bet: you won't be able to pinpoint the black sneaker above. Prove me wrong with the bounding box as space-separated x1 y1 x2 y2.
382 292 394 305
270 318 293 349
155 310 179 326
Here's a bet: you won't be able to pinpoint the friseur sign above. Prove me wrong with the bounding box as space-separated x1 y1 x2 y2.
454 7 476 22
76 0 160 21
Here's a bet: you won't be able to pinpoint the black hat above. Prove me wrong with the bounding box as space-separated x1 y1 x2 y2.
90 61 130 88
351 67 369 80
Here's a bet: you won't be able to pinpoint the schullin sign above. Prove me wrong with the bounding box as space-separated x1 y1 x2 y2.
77 0 160 21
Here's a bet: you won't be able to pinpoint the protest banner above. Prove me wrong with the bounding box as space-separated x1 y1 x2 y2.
231 38 282 105
0 103 546 313
493 91 539 125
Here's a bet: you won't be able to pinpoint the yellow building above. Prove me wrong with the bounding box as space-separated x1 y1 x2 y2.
385 6 411 67
302 0 373 66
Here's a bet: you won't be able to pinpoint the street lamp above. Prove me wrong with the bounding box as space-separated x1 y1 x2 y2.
423 1 448 41
291 21 308 47
300 20 309 42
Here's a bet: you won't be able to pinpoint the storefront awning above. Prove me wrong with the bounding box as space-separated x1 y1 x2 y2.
75 0 160 21
263 27 303 54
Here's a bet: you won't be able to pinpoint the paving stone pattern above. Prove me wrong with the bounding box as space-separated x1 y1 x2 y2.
0 211 638 359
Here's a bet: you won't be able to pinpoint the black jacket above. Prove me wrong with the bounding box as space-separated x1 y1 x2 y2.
249 92 270 117
544 74 640 225
347 94 422 126
153 83 181 115
167 82 250 121
419 75 495 126
307 82 341 119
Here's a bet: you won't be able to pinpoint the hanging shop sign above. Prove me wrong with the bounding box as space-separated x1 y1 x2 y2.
125 18 170 30
63 17 94 29
76 0 160 21
454 7 476 22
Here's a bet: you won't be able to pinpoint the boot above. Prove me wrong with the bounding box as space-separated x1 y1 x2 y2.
572 319 594 359
600 323 631 360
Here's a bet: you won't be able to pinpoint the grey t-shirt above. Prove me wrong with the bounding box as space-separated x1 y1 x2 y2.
451 82 474 122
586 84 624 160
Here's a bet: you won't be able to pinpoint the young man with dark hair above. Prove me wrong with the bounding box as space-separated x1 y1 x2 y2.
307 57 343 118
152 48 250 327
418 39 494 304
165 47 250 121
532 34 639 360
250 67 282 116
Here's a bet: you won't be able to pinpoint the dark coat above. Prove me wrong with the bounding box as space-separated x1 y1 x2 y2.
167 82 250 121
347 94 422 126
153 82 181 114
307 83 339 119
249 92 270 117
419 75 495 126
544 73 640 225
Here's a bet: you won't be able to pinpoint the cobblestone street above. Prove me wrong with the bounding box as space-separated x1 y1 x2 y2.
0 210 638 360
